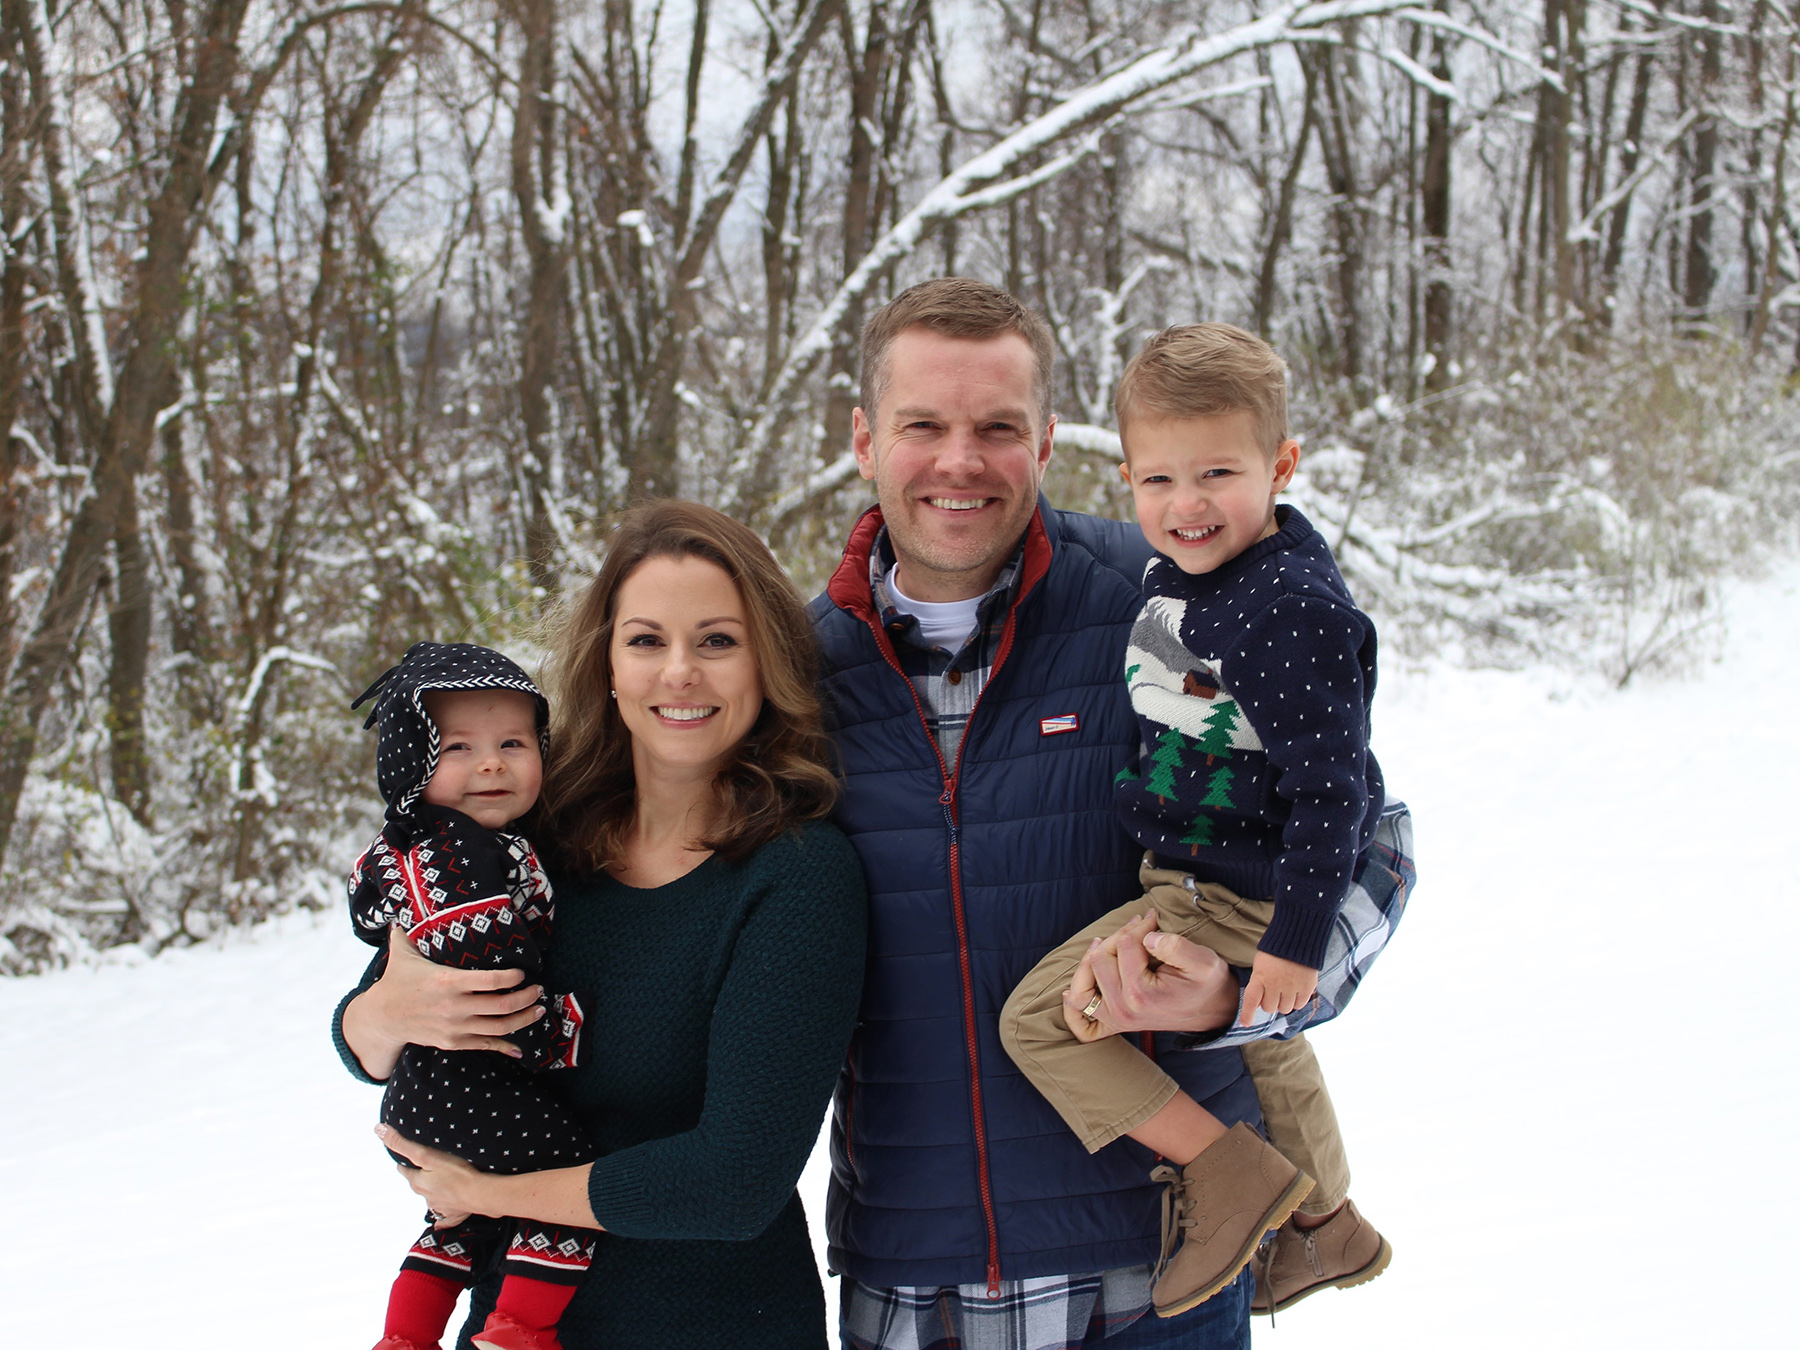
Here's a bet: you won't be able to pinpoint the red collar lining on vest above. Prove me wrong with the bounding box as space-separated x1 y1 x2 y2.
825 502 1054 628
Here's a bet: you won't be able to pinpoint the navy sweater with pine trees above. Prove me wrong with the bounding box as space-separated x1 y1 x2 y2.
1115 505 1383 969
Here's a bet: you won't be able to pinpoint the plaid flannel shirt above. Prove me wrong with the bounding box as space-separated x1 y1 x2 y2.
847 528 1159 1349
869 529 1023 767
1176 797 1415 1052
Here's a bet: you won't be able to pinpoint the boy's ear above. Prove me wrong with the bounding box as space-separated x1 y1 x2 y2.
1271 439 1301 492
1117 459 1132 487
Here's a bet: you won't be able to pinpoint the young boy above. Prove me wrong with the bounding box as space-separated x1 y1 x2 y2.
1001 324 1408 1319
348 642 596 1350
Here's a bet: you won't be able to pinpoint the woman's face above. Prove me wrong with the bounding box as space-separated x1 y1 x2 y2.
609 554 764 783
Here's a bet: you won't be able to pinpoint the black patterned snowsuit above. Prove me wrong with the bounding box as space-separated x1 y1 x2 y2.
348 642 599 1290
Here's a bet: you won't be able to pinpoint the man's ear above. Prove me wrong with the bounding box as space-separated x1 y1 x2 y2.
852 406 877 481
1036 413 1057 474
1272 439 1301 493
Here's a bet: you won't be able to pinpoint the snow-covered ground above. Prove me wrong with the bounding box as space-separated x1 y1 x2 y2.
4 562 1796 1347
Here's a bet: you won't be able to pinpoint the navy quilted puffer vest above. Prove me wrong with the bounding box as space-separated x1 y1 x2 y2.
812 501 1262 1290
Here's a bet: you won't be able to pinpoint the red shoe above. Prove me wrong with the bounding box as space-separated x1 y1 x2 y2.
470 1311 563 1350
372 1338 440 1350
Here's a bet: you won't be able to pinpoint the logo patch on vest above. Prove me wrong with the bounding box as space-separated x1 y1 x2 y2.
1039 713 1079 737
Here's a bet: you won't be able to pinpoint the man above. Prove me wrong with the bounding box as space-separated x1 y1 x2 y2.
809 278 1261 1350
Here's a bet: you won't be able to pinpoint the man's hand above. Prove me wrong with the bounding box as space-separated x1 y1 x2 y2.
341 926 546 1078
1066 911 1240 1035
1239 951 1319 1028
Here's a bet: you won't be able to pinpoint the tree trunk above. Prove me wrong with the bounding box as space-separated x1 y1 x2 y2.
0 0 257 874
107 482 152 825
1253 64 1317 338
0 0 28 675
1682 2 1722 330
823 0 893 466
512 0 569 589
1600 40 1658 321
1420 8 1453 389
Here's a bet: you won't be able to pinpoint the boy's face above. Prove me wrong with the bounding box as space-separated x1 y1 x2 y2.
1118 411 1299 575
420 689 543 829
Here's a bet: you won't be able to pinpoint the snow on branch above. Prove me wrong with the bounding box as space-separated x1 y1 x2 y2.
1053 423 1125 459
1567 108 1700 244
736 0 1431 515
763 449 867 538
1392 7 1565 91
1363 44 1458 101
235 647 341 722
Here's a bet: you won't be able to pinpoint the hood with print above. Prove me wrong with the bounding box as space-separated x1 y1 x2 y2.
351 641 551 825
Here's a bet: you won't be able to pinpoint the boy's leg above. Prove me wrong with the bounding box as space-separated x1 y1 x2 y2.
1000 897 1185 1152
1142 858 1354 1217
1238 1034 1349 1217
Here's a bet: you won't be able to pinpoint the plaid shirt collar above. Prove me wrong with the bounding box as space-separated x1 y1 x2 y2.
868 528 1025 767
868 528 1024 664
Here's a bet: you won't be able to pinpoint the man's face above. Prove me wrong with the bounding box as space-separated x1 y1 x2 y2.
852 328 1054 602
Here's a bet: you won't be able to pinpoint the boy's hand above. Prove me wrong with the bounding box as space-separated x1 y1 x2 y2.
1239 952 1319 1027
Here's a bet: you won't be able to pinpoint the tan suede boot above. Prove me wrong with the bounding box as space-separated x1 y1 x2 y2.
1150 1121 1314 1318
1250 1198 1392 1315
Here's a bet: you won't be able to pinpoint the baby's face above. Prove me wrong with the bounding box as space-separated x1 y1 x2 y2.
420 689 542 829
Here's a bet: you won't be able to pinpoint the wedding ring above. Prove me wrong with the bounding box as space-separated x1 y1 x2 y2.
1080 992 1103 1022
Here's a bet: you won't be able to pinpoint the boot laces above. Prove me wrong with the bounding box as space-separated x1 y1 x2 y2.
1149 1164 1189 1285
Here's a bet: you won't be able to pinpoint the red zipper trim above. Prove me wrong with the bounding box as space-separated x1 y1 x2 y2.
856 603 1008 1298
836 507 1051 1300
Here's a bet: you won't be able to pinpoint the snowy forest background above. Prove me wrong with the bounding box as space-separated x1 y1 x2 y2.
2 0 1799 970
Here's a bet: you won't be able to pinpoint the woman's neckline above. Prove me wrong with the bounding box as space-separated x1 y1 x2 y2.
602 849 716 891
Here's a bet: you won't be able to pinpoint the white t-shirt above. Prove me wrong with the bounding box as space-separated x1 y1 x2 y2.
884 564 981 653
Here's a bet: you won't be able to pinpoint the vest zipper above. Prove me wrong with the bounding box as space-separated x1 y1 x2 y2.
860 607 1013 1300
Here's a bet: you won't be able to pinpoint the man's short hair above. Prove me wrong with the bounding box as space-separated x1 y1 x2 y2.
859 277 1056 425
1115 323 1289 455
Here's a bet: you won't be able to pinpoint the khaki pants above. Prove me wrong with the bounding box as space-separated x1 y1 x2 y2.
999 855 1349 1215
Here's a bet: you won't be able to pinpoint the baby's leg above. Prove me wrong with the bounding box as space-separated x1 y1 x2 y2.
383 1215 505 1347
481 1220 600 1344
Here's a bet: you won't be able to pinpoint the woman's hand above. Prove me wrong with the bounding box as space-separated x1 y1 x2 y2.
379 1124 602 1231
377 1125 487 1226
341 926 547 1079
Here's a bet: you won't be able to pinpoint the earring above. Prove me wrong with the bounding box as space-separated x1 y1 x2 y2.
610 689 616 697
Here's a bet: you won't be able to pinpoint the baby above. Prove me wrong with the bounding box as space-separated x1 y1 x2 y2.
349 642 595 1350
1002 325 1412 1319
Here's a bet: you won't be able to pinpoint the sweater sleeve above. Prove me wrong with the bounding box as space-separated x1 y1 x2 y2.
1226 594 1373 968
330 946 390 1085
584 831 868 1242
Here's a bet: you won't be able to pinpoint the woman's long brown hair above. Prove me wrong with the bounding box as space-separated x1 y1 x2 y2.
535 500 838 875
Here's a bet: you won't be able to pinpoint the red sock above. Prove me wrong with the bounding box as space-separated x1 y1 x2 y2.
493 1275 577 1331
384 1268 462 1345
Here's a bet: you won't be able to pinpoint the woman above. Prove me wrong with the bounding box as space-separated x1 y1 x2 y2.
335 501 868 1350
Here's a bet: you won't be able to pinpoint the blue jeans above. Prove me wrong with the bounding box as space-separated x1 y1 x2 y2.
1083 1271 1252 1349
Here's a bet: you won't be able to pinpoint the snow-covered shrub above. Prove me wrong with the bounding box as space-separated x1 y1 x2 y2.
1282 339 1800 684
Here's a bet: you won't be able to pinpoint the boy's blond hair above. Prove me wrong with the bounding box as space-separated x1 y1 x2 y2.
1115 323 1289 455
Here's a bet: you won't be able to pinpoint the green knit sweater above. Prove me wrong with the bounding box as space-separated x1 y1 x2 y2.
337 820 867 1350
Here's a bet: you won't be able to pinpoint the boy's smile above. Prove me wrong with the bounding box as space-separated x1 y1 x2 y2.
1119 411 1300 574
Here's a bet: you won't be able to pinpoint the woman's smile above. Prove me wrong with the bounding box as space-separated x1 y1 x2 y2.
610 554 763 779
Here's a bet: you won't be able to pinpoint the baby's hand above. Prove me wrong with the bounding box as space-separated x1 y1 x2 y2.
1239 952 1319 1027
